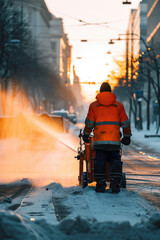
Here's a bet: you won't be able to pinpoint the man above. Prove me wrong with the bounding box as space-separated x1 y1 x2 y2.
83 82 131 193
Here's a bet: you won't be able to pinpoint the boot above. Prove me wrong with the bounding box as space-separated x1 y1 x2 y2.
95 179 106 193
110 174 122 194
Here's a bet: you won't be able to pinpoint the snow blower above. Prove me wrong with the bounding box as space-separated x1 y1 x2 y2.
75 129 126 189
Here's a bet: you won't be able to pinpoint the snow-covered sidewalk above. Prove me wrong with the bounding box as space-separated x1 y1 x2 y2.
51 183 158 225
0 182 160 240
131 124 160 154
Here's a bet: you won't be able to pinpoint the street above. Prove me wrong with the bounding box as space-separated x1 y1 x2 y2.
0 128 160 240
1 0 160 239
0 128 160 215
123 141 160 210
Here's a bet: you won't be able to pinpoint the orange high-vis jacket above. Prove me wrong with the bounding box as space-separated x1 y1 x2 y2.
84 92 131 147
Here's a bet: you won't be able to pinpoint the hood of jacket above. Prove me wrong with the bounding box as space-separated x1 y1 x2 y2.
96 92 116 106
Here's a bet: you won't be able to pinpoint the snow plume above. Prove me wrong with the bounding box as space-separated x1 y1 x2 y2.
0 136 79 187
0 90 80 186
25 113 78 152
0 104 79 186
0 114 56 184
0 89 32 117
0 210 160 240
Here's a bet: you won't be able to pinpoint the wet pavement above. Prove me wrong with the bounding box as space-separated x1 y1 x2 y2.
123 141 160 210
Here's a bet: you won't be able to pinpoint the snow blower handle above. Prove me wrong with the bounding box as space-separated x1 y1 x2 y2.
79 129 83 138
79 129 83 150
74 129 83 159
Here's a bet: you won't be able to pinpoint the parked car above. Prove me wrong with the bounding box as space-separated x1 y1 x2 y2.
51 110 70 133
68 113 77 124
51 109 69 119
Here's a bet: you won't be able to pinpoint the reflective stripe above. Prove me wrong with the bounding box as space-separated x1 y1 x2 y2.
93 141 121 146
121 119 130 128
122 119 130 124
85 119 95 127
85 119 130 128
95 121 121 126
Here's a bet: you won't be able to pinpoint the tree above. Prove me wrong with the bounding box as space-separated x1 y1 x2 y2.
108 55 143 129
0 0 76 115
138 43 160 133
0 0 39 114
107 58 126 91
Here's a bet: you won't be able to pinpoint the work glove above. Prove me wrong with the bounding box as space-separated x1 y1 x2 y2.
121 136 131 146
82 134 90 143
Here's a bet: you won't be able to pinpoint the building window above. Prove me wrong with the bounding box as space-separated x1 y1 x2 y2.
51 41 56 52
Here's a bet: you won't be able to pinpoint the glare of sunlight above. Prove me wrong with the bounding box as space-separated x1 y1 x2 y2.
147 156 160 161
139 152 146 155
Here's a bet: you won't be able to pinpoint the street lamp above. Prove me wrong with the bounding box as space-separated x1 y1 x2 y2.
122 0 131 4
118 33 148 50
108 39 115 45
80 39 88 42
106 51 111 54
108 37 121 44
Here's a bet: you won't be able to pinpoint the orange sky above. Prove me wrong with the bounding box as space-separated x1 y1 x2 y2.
45 0 141 101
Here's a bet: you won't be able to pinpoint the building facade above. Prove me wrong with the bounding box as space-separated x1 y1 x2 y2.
147 0 160 124
50 16 72 85
126 0 147 88
125 0 147 128
13 0 52 65
13 0 72 83
147 0 160 47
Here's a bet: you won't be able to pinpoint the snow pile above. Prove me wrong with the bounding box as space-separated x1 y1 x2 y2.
0 210 160 240
49 182 67 199
50 183 158 225
0 211 61 240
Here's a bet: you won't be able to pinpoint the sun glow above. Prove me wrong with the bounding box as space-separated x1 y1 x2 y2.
45 0 141 102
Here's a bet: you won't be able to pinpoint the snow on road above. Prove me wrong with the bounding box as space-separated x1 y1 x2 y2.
0 183 160 240
51 183 159 225
1 123 160 239
1 182 158 226
15 186 57 224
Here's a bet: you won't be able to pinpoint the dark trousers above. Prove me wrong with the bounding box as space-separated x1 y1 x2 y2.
94 150 123 183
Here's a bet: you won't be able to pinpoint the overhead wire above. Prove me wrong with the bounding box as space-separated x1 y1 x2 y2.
11 1 129 60
14 1 129 29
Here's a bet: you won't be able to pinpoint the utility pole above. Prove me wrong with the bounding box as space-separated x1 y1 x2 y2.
147 62 151 130
125 32 129 86
131 18 134 88
21 0 24 24
137 98 143 130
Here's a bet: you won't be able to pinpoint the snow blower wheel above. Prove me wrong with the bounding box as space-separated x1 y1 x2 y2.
81 172 88 188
